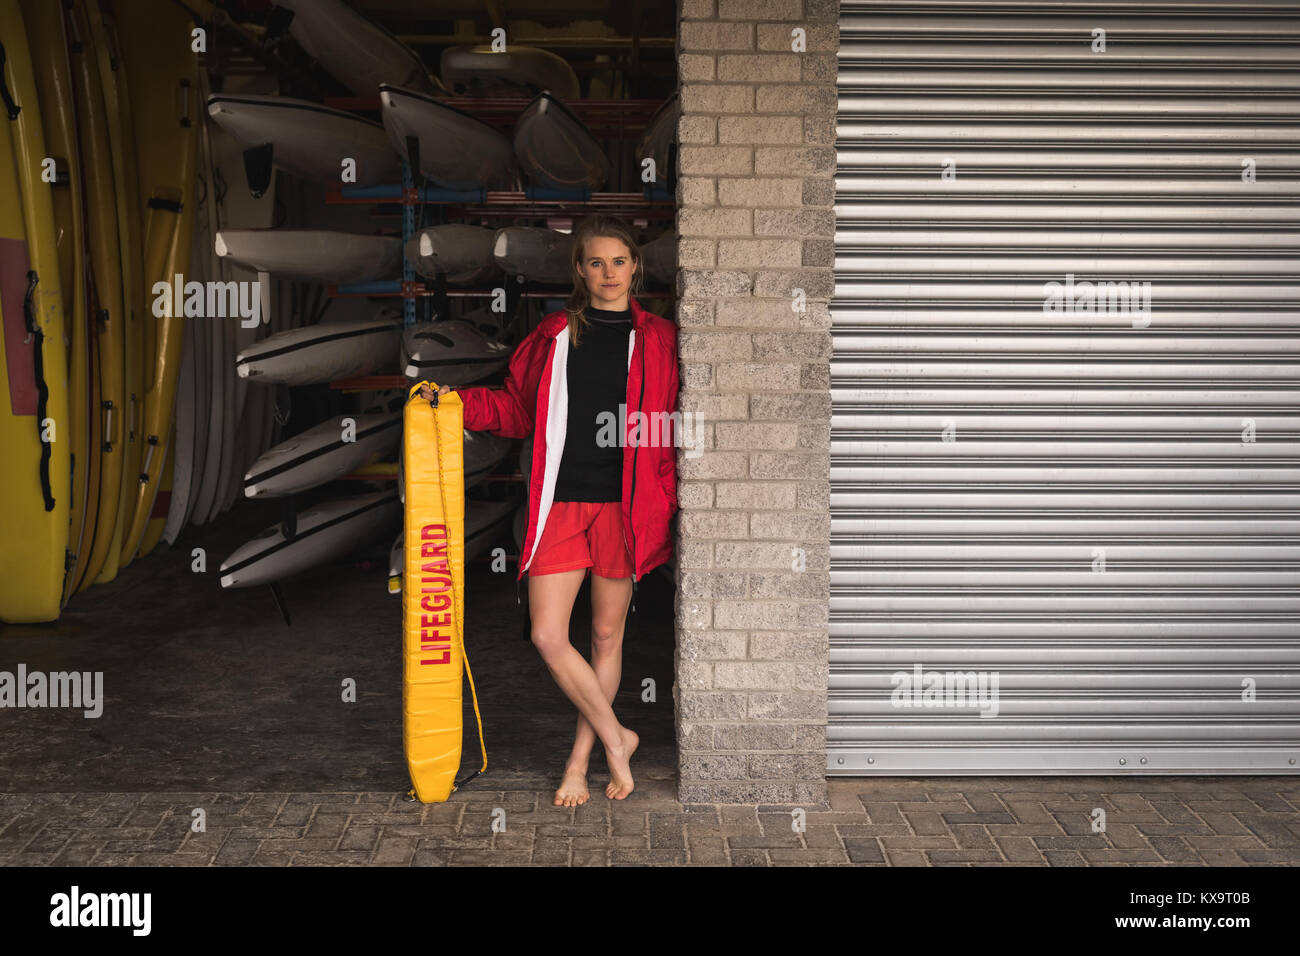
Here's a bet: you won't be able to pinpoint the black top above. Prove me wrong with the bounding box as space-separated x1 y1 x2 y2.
552 305 633 502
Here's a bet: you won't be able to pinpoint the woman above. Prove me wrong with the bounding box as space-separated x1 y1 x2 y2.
419 214 679 805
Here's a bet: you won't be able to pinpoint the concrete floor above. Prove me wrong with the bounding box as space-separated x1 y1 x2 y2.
0 490 678 795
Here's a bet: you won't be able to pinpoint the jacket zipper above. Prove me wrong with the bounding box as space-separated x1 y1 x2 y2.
622 334 646 614
519 339 552 606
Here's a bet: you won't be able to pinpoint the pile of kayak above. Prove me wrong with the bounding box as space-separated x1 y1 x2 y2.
0 0 678 622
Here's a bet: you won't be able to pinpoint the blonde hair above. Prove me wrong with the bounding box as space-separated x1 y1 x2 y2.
564 215 644 348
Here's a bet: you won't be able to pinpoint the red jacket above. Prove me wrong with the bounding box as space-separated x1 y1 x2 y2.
459 296 680 592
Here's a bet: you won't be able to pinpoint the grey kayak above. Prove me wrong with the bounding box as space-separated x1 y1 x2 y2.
215 229 403 283
405 224 501 284
455 306 510 341
465 497 519 562
243 410 403 498
637 91 679 187
641 231 677 286
401 317 511 383
219 490 401 589
463 430 512 489
275 0 437 95
235 316 402 385
513 91 610 192
492 226 573 285
380 84 518 190
206 93 400 187
440 45 579 99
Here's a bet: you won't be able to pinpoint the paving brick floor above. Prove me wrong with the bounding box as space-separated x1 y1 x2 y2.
2 776 1297 866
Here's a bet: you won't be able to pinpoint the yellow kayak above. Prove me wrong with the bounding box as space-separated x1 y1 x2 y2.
137 424 175 558
115 0 199 564
20 0 91 607
0 0 71 622
65 0 126 593
84 0 145 580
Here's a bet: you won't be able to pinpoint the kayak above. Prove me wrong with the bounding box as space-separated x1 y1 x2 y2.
243 410 402 498
274 0 437 95
235 315 402 386
400 317 512 383
379 84 518 190
219 489 401 589
440 44 580 98
513 91 610 191
405 224 500 285
215 228 402 283
207 92 400 188
491 226 573 285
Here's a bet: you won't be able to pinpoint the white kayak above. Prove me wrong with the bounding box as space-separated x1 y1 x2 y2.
440 45 580 99
404 224 501 284
210 73 284 525
637 91 679 187
206 93 400 188
514 92 610 191
641 231 677 285
235 315 402 385
215 229 402 283
379 84 518 191
219 490 401 589
275 0 437 96
492 226 573 285
401 317 511 383
464 429 512 489
243 410 403 498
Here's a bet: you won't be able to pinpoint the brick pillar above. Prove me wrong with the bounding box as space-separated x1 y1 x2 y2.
673 0 837 804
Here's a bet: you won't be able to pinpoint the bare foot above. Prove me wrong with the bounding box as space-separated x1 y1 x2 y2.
554 764 589 807
604 727 639 800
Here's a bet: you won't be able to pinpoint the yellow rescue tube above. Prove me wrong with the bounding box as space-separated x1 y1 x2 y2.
402 381 486 802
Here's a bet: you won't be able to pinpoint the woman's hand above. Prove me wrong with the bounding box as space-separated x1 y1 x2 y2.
417 383 454 402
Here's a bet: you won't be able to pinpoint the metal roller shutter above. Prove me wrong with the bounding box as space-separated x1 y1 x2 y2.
830 1 1300 774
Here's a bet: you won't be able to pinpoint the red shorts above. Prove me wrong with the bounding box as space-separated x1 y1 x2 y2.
528 500 634 579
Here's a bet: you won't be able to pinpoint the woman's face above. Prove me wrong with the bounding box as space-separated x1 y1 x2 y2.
577 235 637 310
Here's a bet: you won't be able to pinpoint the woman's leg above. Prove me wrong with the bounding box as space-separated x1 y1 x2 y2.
560 573 634 802
529 568 638 801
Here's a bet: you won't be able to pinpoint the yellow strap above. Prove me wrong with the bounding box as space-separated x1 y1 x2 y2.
416 380 488 785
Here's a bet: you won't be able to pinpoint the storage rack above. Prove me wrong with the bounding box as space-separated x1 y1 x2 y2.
260 94 676 623
318 93 676 383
